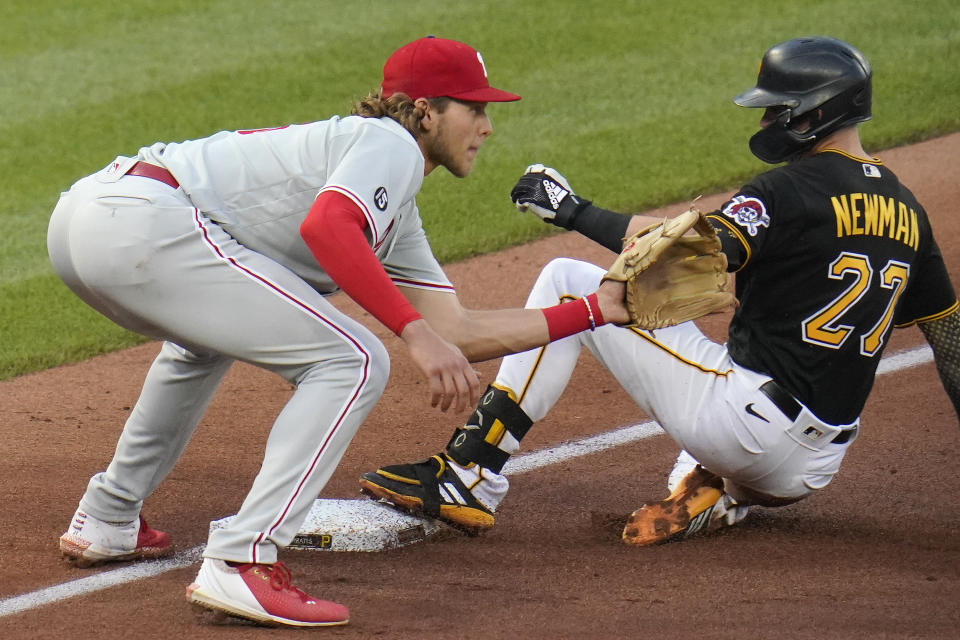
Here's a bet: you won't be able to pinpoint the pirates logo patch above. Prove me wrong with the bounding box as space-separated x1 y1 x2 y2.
722 195 770 236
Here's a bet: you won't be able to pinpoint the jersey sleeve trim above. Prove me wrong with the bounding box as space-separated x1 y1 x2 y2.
894 299 960 328
318 185 379 246
392 278 456 293
706 213 752 271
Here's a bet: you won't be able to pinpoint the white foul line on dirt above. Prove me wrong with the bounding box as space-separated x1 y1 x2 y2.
0 547 205 618
0 345 934 619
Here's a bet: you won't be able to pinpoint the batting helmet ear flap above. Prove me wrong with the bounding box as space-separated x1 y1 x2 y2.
747 109 818 164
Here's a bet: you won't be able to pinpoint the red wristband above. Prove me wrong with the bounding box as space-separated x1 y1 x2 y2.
542 294 607 342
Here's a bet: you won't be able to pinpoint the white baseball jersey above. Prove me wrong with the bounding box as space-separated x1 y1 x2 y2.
140 115 452 293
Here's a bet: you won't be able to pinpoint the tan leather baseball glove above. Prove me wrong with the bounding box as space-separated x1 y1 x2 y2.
603 206 735 329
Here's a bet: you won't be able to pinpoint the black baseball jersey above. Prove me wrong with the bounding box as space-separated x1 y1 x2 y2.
708 149 957 424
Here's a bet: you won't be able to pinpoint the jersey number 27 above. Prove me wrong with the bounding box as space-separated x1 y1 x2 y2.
802 251 909 357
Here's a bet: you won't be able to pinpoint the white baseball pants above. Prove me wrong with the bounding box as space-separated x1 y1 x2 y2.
495 258 859 500
47 172 388 563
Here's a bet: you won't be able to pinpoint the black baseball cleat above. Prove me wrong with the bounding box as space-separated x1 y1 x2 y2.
359 454 494 534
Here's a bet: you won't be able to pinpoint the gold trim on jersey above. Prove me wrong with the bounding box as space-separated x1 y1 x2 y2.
706 213 751 271
818 148 883 165
895 299 960 328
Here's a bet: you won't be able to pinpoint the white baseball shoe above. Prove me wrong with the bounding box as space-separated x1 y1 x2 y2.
59 509 172 567
186 558 349 627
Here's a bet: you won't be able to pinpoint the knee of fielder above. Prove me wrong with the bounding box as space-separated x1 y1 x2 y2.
524 258 605 308
293 335 391 402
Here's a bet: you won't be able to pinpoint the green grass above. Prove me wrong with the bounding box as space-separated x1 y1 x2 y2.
3 0 959 379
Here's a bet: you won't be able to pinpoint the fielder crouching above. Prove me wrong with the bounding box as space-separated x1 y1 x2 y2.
360 36 960 545
48 36 633 629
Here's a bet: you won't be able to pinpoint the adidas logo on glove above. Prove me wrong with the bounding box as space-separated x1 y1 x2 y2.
542 178 569 210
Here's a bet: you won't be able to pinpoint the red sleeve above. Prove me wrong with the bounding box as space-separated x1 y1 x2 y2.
300 190 421 335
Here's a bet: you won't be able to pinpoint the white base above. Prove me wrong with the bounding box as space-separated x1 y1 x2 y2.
209 499 444 552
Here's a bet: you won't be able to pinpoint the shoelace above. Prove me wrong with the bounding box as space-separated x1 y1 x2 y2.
268 561 293 590
265 562 316 603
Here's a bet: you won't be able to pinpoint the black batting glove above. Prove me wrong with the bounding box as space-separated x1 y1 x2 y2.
510 164 592 229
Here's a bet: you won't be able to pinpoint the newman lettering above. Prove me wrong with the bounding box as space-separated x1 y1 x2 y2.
831 193 918 250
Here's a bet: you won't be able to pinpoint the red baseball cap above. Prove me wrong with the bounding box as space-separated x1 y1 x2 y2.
381 36 521 102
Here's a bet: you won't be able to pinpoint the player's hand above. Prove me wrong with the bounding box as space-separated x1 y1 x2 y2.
400 319 481 412
510 164 590 229
595 279 631 326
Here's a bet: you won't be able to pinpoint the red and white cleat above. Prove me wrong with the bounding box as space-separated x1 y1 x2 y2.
186 558 349 627
59 510 171 567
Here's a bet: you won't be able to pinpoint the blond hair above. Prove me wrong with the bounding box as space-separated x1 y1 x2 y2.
351 92 451 138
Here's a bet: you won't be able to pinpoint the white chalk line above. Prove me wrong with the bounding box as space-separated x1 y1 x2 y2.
0 547 205 619
0 344 934 619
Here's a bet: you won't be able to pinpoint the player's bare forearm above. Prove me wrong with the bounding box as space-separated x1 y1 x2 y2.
919 308 960 422
402 284 628 363
404 280 635 361
400 287 547 361
433 294 629 361
431 307 552 362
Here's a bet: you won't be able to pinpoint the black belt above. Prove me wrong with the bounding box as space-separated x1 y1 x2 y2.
126 161 180 189
759 381 857 444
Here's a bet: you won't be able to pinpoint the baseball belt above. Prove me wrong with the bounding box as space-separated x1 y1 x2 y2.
126 161 180 189
759 380 857 444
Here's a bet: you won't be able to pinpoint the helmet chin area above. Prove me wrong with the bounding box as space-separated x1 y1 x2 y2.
748 126 817 164
748 113 817 164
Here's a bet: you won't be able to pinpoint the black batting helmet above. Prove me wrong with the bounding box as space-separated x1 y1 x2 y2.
733 36 872 164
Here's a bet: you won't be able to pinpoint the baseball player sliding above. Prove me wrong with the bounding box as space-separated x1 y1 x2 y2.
48 36 631 628
361 36 960 545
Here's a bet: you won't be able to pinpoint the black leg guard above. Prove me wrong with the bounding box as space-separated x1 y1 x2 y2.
445 385 532 474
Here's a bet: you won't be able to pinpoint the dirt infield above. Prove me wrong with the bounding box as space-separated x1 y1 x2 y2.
2 134 959 639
